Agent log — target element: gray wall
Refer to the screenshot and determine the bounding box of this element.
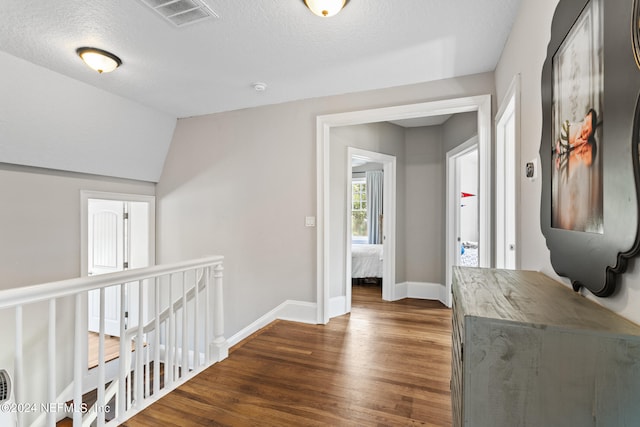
[404,126,444,284]
[156,72,495,337]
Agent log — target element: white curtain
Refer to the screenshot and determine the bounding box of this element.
[366,170,383,244]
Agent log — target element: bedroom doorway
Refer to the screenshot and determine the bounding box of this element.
[317,95,492,323]
[346,148,396,313]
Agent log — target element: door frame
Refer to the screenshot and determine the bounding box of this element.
[80,190,156,373]
[495,74,521,269]
[445,137,479,307]
[316,95,492,323]
[81,191,156,277]
[346,148,396,312]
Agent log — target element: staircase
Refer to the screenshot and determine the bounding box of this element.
[0,256,227,427]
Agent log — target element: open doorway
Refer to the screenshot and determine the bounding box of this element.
[446,137,479,303]
[317,95,492,323]
[346,148,396,312]
[80,191,155,370]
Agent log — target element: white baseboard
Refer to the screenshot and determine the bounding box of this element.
[395,281,447,305]
[227,300,317,347]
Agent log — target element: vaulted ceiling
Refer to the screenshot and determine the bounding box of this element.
[0,0,522,181]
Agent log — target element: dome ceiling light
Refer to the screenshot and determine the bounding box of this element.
[303,0,348,17]
[77,47,122,74]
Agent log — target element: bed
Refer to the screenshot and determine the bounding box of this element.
[351,244,383,285]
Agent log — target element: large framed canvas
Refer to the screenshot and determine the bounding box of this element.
[540,0,640,296]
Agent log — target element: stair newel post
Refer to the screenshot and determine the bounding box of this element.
[212,263,228,361]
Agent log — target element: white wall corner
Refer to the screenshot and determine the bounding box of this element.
[227,300,318,347]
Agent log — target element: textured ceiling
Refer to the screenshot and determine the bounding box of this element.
[0,0,522,119]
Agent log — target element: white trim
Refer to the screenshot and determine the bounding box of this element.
[495,74,521,269]
[227,300,317,347]
[317,95,492,321]
[394,282,447,304]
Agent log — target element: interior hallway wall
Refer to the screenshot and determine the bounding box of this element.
[156,72,495,337]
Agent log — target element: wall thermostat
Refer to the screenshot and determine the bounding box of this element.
[525,159,537,180]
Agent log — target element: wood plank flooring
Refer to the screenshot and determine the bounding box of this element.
[123,285,453,426]
[87,332,121,369]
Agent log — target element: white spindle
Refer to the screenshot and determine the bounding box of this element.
[47,299,56,427]
[73,294,83,426]
[118,283,127,416]
[204,267,210,364]
[97,288,106,426]
[182,271,188,376]
[15,305,23,427]
[194,269,200,370]
[153,277,160,396]
[167,274,175,386]
[136,280,144,405]
[126,284,132,410]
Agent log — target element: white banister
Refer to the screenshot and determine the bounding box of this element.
[1,255,224,427]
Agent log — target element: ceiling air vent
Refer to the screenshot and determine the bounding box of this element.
[139,0,219,27]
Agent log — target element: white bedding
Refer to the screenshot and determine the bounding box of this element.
[351,244,383,278]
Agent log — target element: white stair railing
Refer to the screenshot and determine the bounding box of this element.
[0,255,226,427]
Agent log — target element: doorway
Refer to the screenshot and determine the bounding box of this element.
[346,148,396,313]
[446,138,479,305]
[80,191,155,369]
[317,95,492,323]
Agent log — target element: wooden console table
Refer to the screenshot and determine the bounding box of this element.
[451,267,640,426]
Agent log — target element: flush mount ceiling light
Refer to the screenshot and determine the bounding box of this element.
[76,47,122,74]
[303,0,348,17]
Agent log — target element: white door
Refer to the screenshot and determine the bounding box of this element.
[88,200,125,336]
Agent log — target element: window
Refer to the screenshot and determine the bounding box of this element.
[352,178,367,240]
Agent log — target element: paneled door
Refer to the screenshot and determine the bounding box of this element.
[87,200,125,336]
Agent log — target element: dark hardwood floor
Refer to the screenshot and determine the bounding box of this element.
[122,284,453,426]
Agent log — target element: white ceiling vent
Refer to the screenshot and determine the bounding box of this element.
[139,0,219,27]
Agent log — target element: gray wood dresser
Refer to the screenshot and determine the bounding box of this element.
[451,267,640,427]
